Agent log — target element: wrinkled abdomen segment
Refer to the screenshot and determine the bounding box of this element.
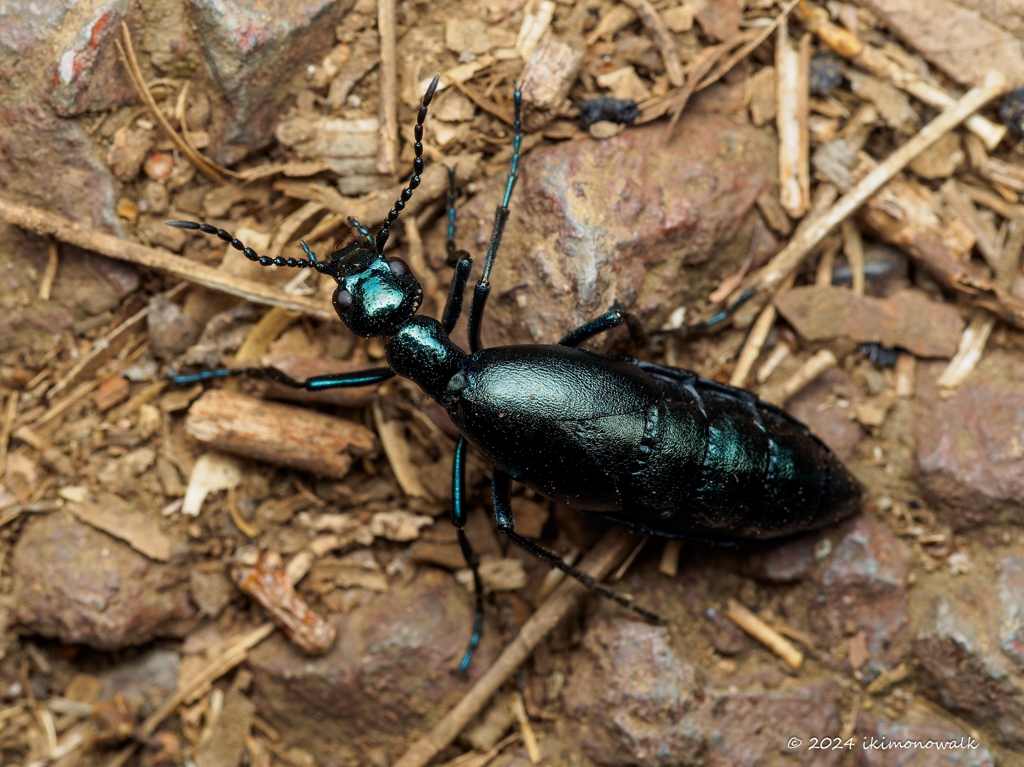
[613,394,860,542]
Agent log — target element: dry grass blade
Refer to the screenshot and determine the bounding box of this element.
[619,0,684,87]
[0,195,331,319]
[115,23,237,184]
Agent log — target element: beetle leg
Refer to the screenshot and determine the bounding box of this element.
[557,308,647,348]
[168,365,395,389]
[451,436,485,671]
[467,89,523,353]
[490,470,661,623]
[440,253,474,335]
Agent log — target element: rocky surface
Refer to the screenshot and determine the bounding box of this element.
[811,514,910,679]
[247,569,499,764]
[914,351,1024,527]
[429,112,778,348]
[9,511,196,650]
[910,551,1024,746]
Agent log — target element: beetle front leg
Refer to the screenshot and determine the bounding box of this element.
[490,470,660,623]
[169,365,395,389]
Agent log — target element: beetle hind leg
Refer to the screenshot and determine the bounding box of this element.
[452,437,485,672]
[491,470,661,623]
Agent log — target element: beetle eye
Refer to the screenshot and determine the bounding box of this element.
[333,285,353,311]
[385,257,411,276]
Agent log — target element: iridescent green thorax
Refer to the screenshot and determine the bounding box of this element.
[385,316,466,400]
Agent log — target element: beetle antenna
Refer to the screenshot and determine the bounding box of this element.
[374,74,440,255]
[166,220,334,276]
[347,216,375,249]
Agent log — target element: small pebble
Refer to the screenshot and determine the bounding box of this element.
[144,152,175,180]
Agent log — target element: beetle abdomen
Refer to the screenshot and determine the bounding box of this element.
[613,361,861,542]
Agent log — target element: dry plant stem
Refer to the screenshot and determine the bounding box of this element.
[48,282,187,401]
[619,0,684,87]
[639,36,745,125]
[731,185,834,378]
[508,692,541,764]
[372,397,430,498]
[729,272,796,387]
[776,17,810,217]
[750,73,1007,298]
[115,24,232,185]
[269,201,326,256]
[815,235,842,286]
[774,349,837,403]
[391,528,640,767]
[376,0,399,175]
[454,81,514,125]
[38,241,58,301]
[0,391,19,477]
[726,598,803,669]
[658,538,682,577]
[697,0,801,92]
[935,312,996,389]
[797,1,1005,150]
[0,196,331,319]
[841,218,865,296]
[106,623,274,767]
[941,179,1002,273]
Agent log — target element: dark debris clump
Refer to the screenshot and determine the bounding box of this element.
[576,97,642,127]
[999,87,1024,134]
[809,53,843,95]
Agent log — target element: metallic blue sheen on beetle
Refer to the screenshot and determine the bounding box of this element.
[167,74,861,670]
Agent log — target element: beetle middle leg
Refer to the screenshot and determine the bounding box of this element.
[557,306,647,348]
[490,469,660,623]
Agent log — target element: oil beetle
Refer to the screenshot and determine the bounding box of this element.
[168,75,862,669]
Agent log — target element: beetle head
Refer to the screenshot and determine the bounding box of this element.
[329,241,423,338]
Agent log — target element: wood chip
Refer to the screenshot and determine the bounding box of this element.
[67,492,174,562]
[232,547,336,654]
[186,390,379,480]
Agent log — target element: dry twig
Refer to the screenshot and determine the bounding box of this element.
[746,73,1007,302]
[726,598,803,670]
[392,529,641,767]
[0,196,331,319]
[115,23,235,184]
[376,0,399,176]
[619,0,684,87]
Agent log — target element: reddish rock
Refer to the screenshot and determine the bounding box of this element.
[999,556,1024,673]
[786,367,866,464]
[742,533,816,583]
[46,0,137,117]
[0,96,121,230]
[563,621,845,767]
[774,287,964,359]
[811,515,909,677]
[430,114,777,347]
[910,562,1024,745]
[188,0,355,164]
[856,704,995,766]
[10,511,196,650]
[913,351,1024,527]
[246,569,498,764]
[147,293,202,361]
[562,619,703,766]
[698,681,844,767]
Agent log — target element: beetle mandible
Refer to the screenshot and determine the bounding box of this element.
[168,75,862,669]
